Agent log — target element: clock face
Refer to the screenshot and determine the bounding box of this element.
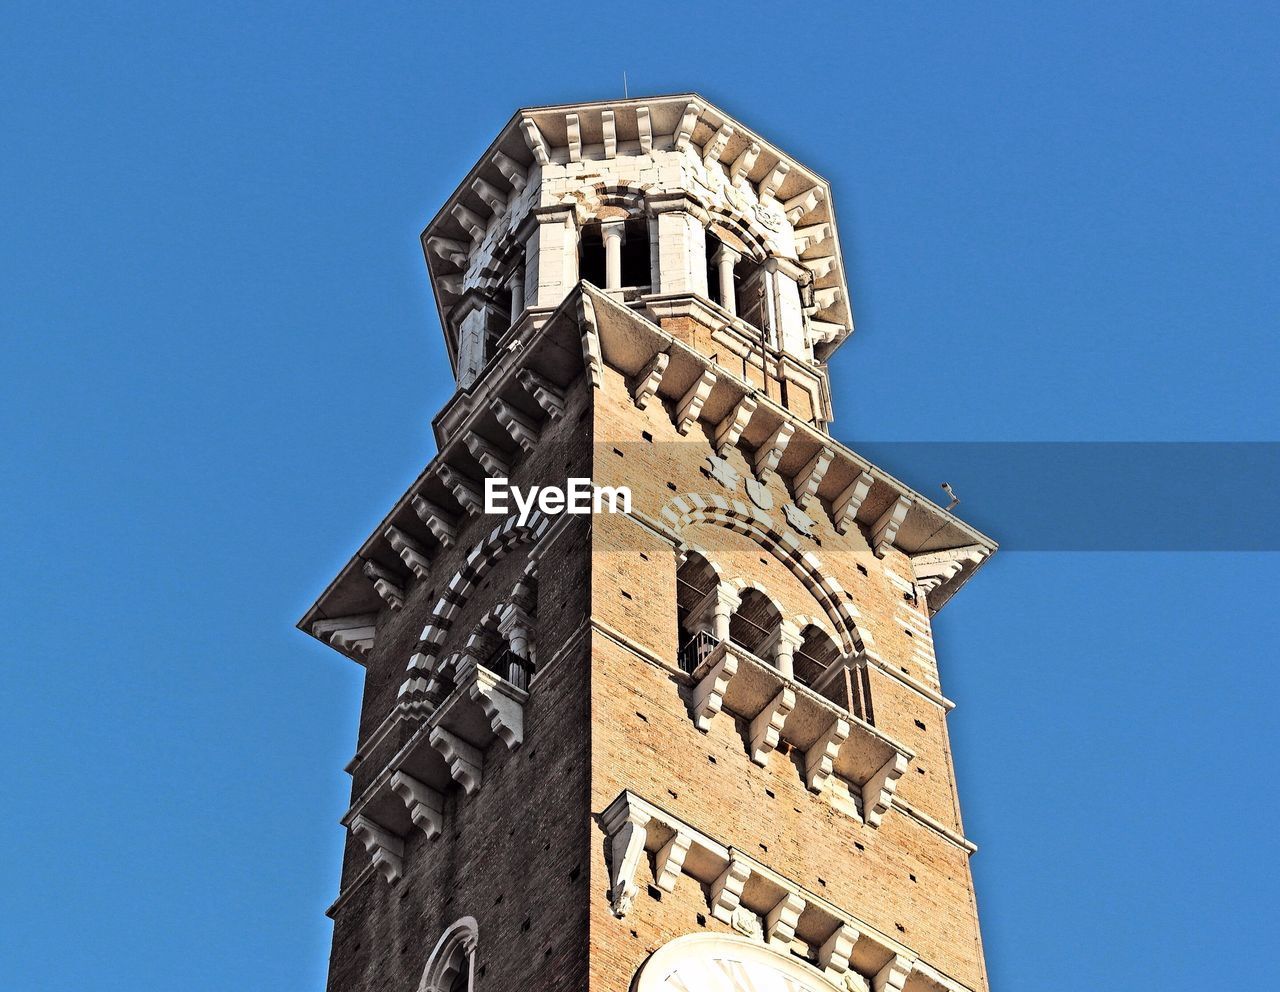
[636,934,839,992]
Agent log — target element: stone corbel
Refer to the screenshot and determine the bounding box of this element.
[690,643,738,732]
[765,892,806,944]
[714,393,757,456]
[520,118,551,165]
[703,124,734,167]
[451,203,487,243]
[491,151,527,194]
[426,236,468,268]
[411,495,458,547]
[517,368,566,419]
[362,560,405,612]
[871,496,913,558]
[730,142,760,185]
[601,109,617,158]
[862,753,908,829]
[389,771,445,840]
[654,829,693,892]
[428,727,483,796]
[818,924,862,978]
[636,105,652,153]
[470,177,507,217]
[579,292,604,389]
[794,224,831,256]
[467,665,527,750]
[804,716,850,793]
[350,814,404,884]
[384,525,431,582]
[748,686,795,766]
[753,421,796,477]
[600,792,652,917]
[674,100,703,151]
[491,397,540,452]
[759,161,791,200]
[565,112,582,162]
[709,857,751,923]
[832,471,874,534]
[312,614,378,663]
[630,350,669,410]
[813,286,842,310]
[873,954,916,992]
[464,432,512,478]
[783,188,823,224]
[792,445,834,509]
[675,368,717,435]
[437,464,484,514]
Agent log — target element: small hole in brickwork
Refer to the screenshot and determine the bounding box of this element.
[765,788,775,798]
[697,913,708,927]
[812,537,822,546]
[479,966,487,978]
[640,552,649,561]
[896,923,906,933]
[621,590,633,600]
[904,591,916,603]
[401,944,408,954]
[759,843,768,852]
[667,482,678,491]
[818,877,827,887]
[668,789,678,800]
[613,447,625,457]
[636,711,648,722]
[495,893,504,904]
[647,885,662,900]
[630,929,639,939]
[857,564,868,575]
[642,431,654,442]
[544,841,551,850]
[904,628,914,637]
[545,947,554,958]
[901,667,909,675]
[793,807,802,814]
[521,918,531,932]
[909,874,917,883]
[707,755,717,764]
[917,767,926,775]
[569,866,581,882]
[855,842,865,851]
[914,719,926,731]
[760,557,769,566]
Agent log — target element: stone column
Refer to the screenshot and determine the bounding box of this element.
[713,243,741,315]
[649,192,708,297]
[602,219,626,290]
[498,606,535,690]
[523,205,578,308]
[453,293,488,388]
[507,264,525,326]
[769,623,804,680]
[763,256,809,357]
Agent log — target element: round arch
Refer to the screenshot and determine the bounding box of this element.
[632,932,842,992]
[418,916,479,992]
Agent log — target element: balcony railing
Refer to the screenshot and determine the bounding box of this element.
[679,630,720,674]
[490,648,535,691]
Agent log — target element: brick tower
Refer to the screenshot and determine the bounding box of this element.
[300,94,997,992]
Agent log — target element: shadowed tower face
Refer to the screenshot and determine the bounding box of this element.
[301,94,997,992]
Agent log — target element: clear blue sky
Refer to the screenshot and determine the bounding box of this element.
[3,3,1277,990]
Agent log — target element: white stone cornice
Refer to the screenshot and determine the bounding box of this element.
[792,445,834,508]
[412,495,458,547]
[517,367,566,419]
[871,495,913,558]
[519,117,550,165]
[362,560,405,612]
[426,236,468,267]
[384,525,431,582]
[674,100,702,150]
[350,814,403,884]
[714,393,757,455]
[579,291,604,389]
[491,397,540,452]
[833,471,874,534]
[311,614,378,663]
[630,350,669,410]
[752,420,796,477]
[389,771,445,840]
[464,432,512,478]
[675,367,716,435]
[428,726,483,795]
[783,187,823,223]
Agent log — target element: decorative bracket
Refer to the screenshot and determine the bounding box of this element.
[832,471,874,535]
[350,814,404,884]
[362,561,405,612]
[600,792,652,917]
[804,716,850,793]
[690,643,738,732]
[752,421,796,477]
[765,892,807,944]
[862,753,908,829]
[389,771,445,840]
[428,727,483,796]
[467,665,527,750]
[517,368,566,419]
[412,495,457,547]
[748,687,795,766]
[491,397,541,453]
[714,393,757,455]
[871,496,913,558]
[675,368,717,435]
[384,525,431,581]
[630,351,669,410]
[709,857,751,923]
[464,432,512,478]
[818,924,862,977]
[792,446,834,508]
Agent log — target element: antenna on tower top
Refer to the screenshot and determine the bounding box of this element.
[623,71,629,98]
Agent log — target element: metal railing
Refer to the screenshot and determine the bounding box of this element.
[489,648,535,691]
[678,630,720,674]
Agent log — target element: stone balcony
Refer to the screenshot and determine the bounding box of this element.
[687,639,913,827]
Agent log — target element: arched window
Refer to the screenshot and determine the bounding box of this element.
[730,588,782,661]
[419,917,478,992]
[579,217,651,291]
[676,551,721,673]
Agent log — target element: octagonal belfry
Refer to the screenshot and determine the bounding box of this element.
[302,94,997,992]
[424,95,853,429]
